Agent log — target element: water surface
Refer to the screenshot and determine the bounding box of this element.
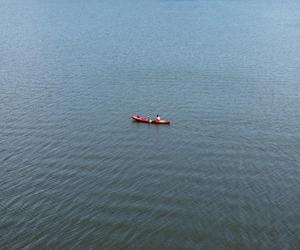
[1,0,300,249]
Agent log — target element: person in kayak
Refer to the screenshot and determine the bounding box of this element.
[147,116,152,123]
[156,115,161,121]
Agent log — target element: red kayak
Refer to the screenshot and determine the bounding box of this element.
[131,115,170,125]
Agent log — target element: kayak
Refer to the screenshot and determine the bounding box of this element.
[131,115,170,125]
[132,115,170,125]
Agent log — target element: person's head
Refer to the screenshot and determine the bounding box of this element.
[157,114,159,117]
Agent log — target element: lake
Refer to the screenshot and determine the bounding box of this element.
[1,0,300,249]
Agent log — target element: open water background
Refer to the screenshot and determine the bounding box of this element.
[1,0,300,249]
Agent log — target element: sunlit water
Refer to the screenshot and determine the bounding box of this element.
[1,0,300,249]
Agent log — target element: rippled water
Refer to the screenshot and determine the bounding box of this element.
[1,0,300,249]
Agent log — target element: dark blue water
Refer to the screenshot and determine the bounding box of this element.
[1,0,300,249]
